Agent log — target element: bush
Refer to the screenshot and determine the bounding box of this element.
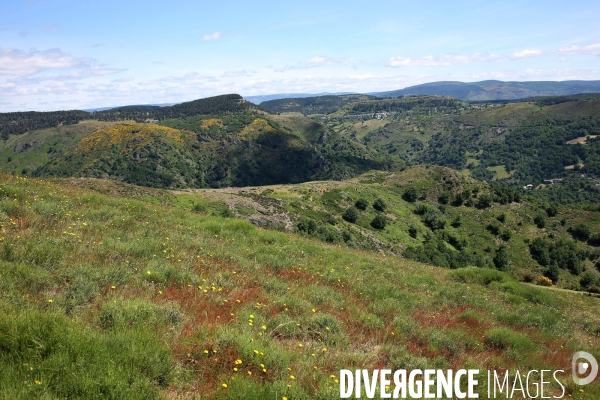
[533,214,546,228]
[402,187,418,203]
[422,212,446,230]
[580,271,600,289]
[371,215,387,230]
[496,213,507,223]
[342,207,359,223]
[476,194,493,209]
[408,225,418,239]
[355,198,368,210]
[570,224,591,241]
[546,203,559,217]
[493,245,509,271]
[538,276,553,286]
[588,234,600,247]
[438,191,451,204]
[544,263,560,283]
[373,198,387,212]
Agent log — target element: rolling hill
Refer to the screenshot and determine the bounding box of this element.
[372,80,600,101]
[1,171,599,398]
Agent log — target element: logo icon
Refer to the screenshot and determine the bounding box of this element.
[572,351,598,385]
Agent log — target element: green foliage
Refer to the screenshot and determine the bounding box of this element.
[370,214,387,230]
[493,245,509,271]
[529,237,586,275]
[570,223,592,241]
[355,198,368,210]
[342,207,359,223]
[402,186,418,202]
[372,198,387,212]
[408,225,418,239]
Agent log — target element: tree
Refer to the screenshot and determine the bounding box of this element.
[342,207,359,223]
[373,198,387,212]
[371,215,387,230]
[544,263,560,283]
[408,225,418,239]
[402,187,418,203]
[493,245,509,270]
[355,198,368,210]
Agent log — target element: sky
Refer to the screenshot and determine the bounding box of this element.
[1,0,599,111]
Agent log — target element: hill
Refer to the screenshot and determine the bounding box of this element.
[372,80,600,101]
[27,114,397,188]
[1,172,600,398]
[173,166,600,293]
[259,94,377,115]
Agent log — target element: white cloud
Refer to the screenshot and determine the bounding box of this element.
[348,74,374,80]
[202,32,222,41]
[558,43,600,56]
[388,53,505,67]
[0,48,92,76]
[511,49,543,59]
[307,56,325,64]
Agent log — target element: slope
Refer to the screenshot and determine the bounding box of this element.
[373,80,600,101]
[1,173,600,398]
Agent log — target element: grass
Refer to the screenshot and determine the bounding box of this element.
[0,173,600,398]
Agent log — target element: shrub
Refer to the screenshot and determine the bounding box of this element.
[408,225,418,239]
[422,212,446,230]
[371,215,387,230]
[438,191,451,204]
[588,234,600,247]
[538,276,553,286]
[493,245,509,271]
[580,271,600,289]
[355,198,368,210]
[533,214,546,228]
[476,194,493,209]
[546,203,559,217]
[342,207,359,223]
[373,198,387,212]
[544,263,560,283]
[402,187,418,202]
[570,224,591,241]
[496,213,507,223]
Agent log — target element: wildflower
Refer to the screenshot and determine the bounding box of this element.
[222,383,227,388]
[111,285,116,289]
[248,371,252,375]
[48,299,53,303]
[298,343,303,347]
[146,271,151,275]
[261,325,266,330]
[289,375,295,380]
[35,380,41,385]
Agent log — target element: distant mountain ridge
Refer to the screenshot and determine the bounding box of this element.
[372,80,600,101]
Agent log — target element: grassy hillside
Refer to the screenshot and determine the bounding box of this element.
[1,173,600,398]
[173,166,600,292]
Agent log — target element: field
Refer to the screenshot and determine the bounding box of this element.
[1,173,600,398]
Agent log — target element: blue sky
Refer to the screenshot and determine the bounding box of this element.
[1,0,599,111]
